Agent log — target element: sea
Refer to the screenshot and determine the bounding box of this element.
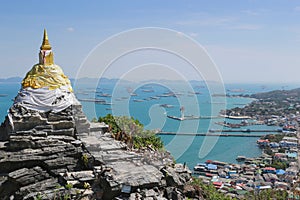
[0,80,299,169]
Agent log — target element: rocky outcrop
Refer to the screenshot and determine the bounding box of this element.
[0,104,194,200]
[0,104,88,199]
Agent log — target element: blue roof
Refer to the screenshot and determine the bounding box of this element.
[286,152,297,158]
[276,169,285,175]
[206,164,217,170]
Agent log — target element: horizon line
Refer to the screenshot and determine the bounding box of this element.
[1,76,300,85]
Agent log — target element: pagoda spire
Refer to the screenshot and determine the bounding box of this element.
[39,29,54,65]
[40,29,52,50]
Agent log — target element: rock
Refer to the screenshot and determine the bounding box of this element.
[183,184,200,199]
[90,122,109,133]
[164,187,184,200]
[0,102,193,200]
[129,192,143,200]
[99,161,164,199]
[142,189,158,197]
[17,178,58,199]
[49,120,75,130]
[162,167,184,188]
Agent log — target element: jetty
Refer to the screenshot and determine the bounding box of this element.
[219,114,252,120]
[209,129,281,133]
[167,115,221,121]
[157,132,269,137]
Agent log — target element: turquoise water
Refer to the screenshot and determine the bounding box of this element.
[0,81,298,169]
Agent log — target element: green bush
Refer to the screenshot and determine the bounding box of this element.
[191,178,233,200]
[245,189,288,200]
[98,114,163,150]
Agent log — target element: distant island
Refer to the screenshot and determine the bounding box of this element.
[0,77,23,83]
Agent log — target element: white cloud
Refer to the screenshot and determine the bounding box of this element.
[66,27,75,32]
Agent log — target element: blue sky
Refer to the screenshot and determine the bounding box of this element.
[1,0,300,83]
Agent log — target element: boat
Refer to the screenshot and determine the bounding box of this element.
[212,93,227,97]
[167,115,201,121]
[188,91,202,95]
[97,93,112,97]
[130,93,137,96]
[103,102,113,105]
[158,92,176,97]
[150,96,160,100]
[0,94,8,97]
[194,165,206,172]
[133,99,144,102]
[167,115,184,121]
[236,156,246,162]
[167,106,201,121]
[160,104,174,108]
[142,89,154,93]
[157,94,172,97]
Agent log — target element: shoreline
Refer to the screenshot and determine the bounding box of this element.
[192,88,300,198]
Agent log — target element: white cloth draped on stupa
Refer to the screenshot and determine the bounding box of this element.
[14,85,79,113]
[12,29,80,113]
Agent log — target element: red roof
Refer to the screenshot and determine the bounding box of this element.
[213,182,223,186]
[205,173,213,177]
[257,139,269,143]
[264,167,276,171]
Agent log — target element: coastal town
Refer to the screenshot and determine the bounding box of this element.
[193,88,300,199]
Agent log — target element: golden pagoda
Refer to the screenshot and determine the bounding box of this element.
[21,29,72,91]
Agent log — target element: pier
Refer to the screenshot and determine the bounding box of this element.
[210,129,281,133]
[157,129,281,137]
[167,115,222,121]
[157,132,270,137]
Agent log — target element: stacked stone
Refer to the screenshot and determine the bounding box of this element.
[0,103,196,200]
[0,104,94,199]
